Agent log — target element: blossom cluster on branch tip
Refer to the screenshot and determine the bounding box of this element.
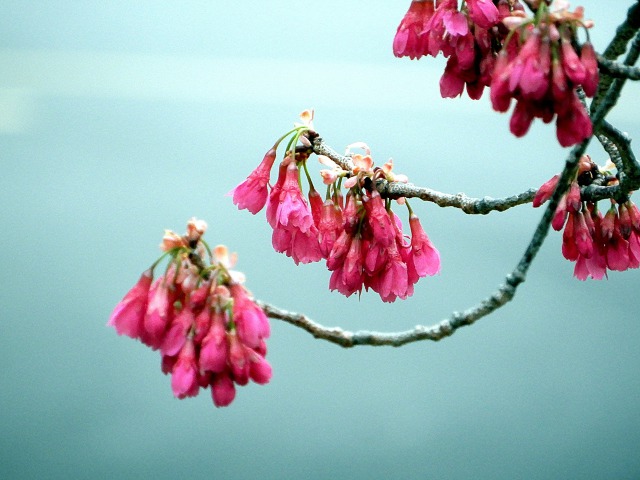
[534,156,640,280]
[393,0,598,146]
[230,111,441,302]
[108,218,271,407]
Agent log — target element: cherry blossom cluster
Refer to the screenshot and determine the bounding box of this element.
[231,111,441,302]
[393,0,599,146]
[108,218,271,407]
[534,156,640,280]
[394,0,516,99]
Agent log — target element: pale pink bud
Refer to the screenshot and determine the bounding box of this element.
[161,230,184,251]
[320,169,339,184]
[185,217,207,242]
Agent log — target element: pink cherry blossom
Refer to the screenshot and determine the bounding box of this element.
[230,284,270,349]
[409,214,441,277]
[466,0,500,29]
[211,371,236,407]
[142,278,174,349]
[108,269,153,339]
[230,148,277,214]
[199,310,228,374]
[393,0,435,60]
[171,338,199,399]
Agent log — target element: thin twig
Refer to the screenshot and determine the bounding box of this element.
[592,2,640,114]
[312,136,536,215]
[597,54,640,80]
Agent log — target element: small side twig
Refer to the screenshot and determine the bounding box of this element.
[597,54,640,80]
[312,136,536,215]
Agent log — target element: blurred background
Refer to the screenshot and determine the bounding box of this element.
[1,1,639,479]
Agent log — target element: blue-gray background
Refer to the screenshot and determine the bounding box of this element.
[1,1,639,479]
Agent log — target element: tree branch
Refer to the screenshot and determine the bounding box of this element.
[256,13,640,349]
[597,54,640,80]
[592,2,640,114]
[312,136,536,214]
[257,141,589,348]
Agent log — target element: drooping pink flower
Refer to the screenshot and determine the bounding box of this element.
[247,349,272,385]
[227,332,250,386]
[555,94,592,147]
[199,310,228,374]
[509,99,535,137]
[108,269,153,339]
[328,233,364,298]
[160,304,195,357]
[230,148,277,214]
[532,174,560,207]
[606,230,630,271]
[466,0,500,29]
[573,210,594,258]
[393,0,435,60]
[211,370,236,407]
[142,278,174,349]
[374,242,410,303]
[580,42,599,97]
[317,200,344,258]
[363,190,395,247]
[408,214,441,277]
[560,37,587,85]
[266,162,288,228]
[274,162,314,233]
[269,162,323,264]
[230,284,270,349]
[171,338,199,399]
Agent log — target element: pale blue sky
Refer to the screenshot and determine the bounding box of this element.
[1,2,639,479]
